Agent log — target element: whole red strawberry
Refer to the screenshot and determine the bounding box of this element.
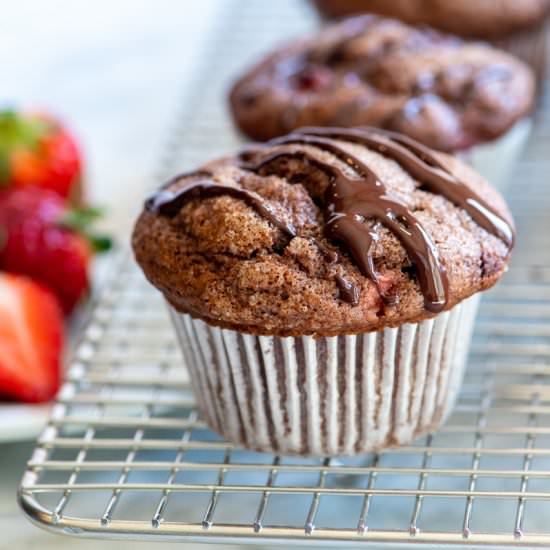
[0,188,110,314]
[0,273,63,402]
[0,110,82,202]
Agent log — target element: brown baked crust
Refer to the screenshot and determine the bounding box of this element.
[132,133,514,337]
[229,15,535,150]
[312,0,550,39]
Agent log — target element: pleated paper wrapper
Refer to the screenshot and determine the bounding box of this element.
[169,293,480,457]
[459,118,532,191]
[494,21,549,88]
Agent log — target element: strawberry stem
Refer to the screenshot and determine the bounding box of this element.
[59,205,112,254]
[88,235,113,253]
[61,206,103,231]
[0,110,51,185]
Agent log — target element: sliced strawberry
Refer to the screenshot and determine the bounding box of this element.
[0,273,63,402]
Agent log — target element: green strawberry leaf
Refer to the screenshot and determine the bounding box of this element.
[88,234,113,253]
[59,204,112,255]
[0,146,10,185]
[61,206,104,232]
[0,110,52,186]
[0,110,49,151]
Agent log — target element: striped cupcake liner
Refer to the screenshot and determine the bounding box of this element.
[169,294,480,457]
[460,22,548,190]
[459,118,532,191]
[494,22,549,89]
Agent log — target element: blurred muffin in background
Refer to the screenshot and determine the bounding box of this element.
[312,0,550,85]
[230,15,535,187]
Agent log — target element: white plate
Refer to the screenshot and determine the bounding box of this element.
[0,403,50,442]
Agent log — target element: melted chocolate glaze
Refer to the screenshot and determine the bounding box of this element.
[145,127,513,313]
[293,127,514,246]
[145,177,296,237]
[245,148,405,307]
[335,274,360,306]
[261,127,512,309]
[261,134,448,311]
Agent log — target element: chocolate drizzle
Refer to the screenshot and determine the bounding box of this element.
[293,127,514,246]
[145,127,513,313]
[334,274,360,306]
[249,143,445,310]
[145,175,296,237]
[255,127,513,310]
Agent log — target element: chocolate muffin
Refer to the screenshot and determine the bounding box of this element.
[133,127,514,456]
[312,0,550,38]
[311,1,550,83]
[229,16,535,152]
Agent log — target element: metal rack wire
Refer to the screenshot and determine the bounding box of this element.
[18,0,550,547]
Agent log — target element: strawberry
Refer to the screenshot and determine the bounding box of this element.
[0,110,82,203]
[0,188,110,314]
[0,273,63,402]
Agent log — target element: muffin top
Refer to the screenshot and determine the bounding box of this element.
[132,127,514,337]
[229,15,535,151]
[312,0,550,39]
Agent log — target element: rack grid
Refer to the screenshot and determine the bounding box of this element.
[18,0,550,547]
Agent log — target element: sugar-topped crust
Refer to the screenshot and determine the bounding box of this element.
[132,129,514,336]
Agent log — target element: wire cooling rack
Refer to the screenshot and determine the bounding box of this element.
[18,0,550,547]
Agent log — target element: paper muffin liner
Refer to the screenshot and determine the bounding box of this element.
[463,22,544,186]
[493,22,549,88]
[458,118,532,192]
[168,294,480,457]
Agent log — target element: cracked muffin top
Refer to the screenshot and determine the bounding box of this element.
[312,0,550,39]
[229,15,535,151]
[132,127,514,337]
